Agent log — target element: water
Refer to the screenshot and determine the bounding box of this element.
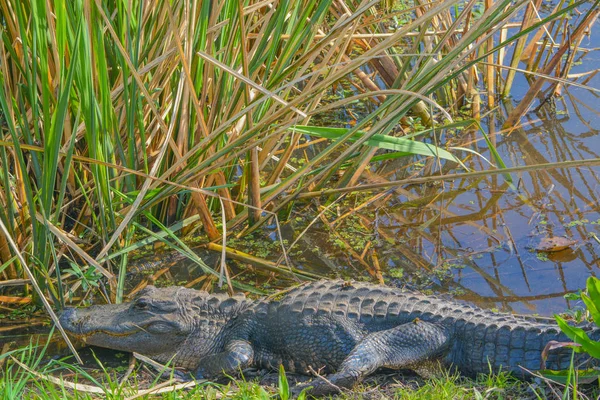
[420,38,600,316]
[291,35,600,317]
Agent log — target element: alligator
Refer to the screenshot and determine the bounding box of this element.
[59,280,595,395]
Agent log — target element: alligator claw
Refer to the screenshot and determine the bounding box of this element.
[160,369,192,382]
[290,383,314,398]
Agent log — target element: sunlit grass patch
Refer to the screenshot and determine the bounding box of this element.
[0,344,588,400]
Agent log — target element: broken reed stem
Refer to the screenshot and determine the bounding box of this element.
[292,157,600,200]
[249,147,262,224]
[502,0,543,97]
[485,0,495,108]
[503,4,600,128]
[553,22,589,96]
[204,243,322,280]
[244,25,524,40]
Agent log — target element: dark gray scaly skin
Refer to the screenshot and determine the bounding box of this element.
[59,280,596,396]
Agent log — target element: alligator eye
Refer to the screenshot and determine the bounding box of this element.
[134,299,151,310]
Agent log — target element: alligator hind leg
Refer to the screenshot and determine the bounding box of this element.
[299,320,450,396]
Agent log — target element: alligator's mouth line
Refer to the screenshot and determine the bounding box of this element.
[69,323,149,340]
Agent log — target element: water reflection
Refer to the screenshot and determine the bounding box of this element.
[277,36,600,317]
[355,49,600,316]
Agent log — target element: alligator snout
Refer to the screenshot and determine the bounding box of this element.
[59,307,79,326]
[58,303,138,340]
[59,307,83,335]
[60,307,77,321]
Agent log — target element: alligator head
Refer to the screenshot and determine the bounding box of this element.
[59,285,246,368]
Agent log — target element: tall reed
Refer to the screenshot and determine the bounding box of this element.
[0,0,592,302]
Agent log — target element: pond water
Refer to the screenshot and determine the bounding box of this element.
[398,37,600,316]
[290,34,600,317]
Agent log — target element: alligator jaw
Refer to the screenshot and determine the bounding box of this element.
[59,305,141,342]
[58,300,190,358]
[75,327,144,342]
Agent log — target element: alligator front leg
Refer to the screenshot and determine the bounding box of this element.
[194,339,254,379]
[299,320,450,396]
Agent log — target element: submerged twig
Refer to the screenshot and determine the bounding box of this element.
[277,195,347,267]
[0,218,82,364]
[204,243,322,280]
[293,157,600,200]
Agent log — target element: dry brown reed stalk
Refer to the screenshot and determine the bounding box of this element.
[503,0,545,97]
[204,242,320,280]
[0,0,594,306]
[293,157,600,200]
[485,0,495,108]
[503,4,600,129]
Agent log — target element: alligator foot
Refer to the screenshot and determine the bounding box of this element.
[290,383,314,398]
[193,339,254,380]
[152,366,194,383]
[157,368,192,382]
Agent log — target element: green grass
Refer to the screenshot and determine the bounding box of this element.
[380,373,524,400]
[0,342,590,400]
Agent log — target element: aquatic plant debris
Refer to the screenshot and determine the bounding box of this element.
[536,237,578,252]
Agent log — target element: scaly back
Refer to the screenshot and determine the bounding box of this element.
[270,280,560,332]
